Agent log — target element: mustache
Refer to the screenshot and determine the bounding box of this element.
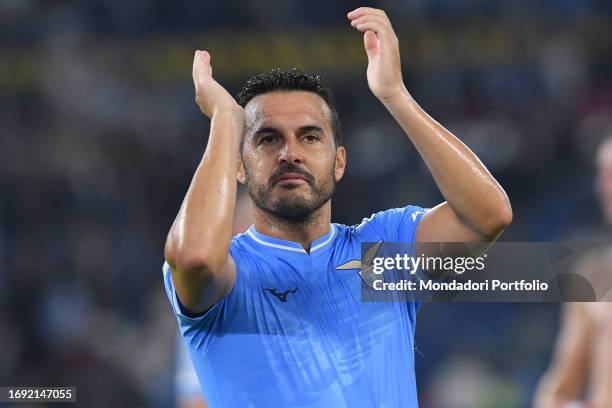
[269,164,315,186]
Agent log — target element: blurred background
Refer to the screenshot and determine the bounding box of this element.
[2,0,612,407]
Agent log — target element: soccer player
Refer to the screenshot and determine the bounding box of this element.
[163,7,512,407]
[534,137,612,408]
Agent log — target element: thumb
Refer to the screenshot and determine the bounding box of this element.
[363,31,378,61]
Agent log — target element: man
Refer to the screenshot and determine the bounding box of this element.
[534,137,612,408]
[163,7,512,407]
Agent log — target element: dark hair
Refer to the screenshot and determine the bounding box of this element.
[237,68,342,146]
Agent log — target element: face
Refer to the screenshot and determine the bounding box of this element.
[238,91,346,223]
[597,139,612,224]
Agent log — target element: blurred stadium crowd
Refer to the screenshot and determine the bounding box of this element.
[1,0,612,406]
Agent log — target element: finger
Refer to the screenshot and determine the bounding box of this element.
[197,49,211,64]
[350,14,387,30]
[198,50,212,76]
[347,7,386,20]
[194,50,213,77]
[363,30,378,60]
[350,17,397,45]
[348,10,397,42]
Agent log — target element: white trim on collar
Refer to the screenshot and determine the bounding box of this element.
[310,225,336,252]
[246,224,336,254]
[246,229,306,253]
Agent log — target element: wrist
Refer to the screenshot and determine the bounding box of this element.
[212,104,245,121]
[210,106,245,136]
[378,84,412,107]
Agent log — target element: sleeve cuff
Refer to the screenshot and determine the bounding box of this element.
[162,261,221,323]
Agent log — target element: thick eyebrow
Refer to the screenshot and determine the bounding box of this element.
[252,125,326,139]
[253,127,280,136]
[297,125,325,135]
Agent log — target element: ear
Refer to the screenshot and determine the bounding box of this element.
[237,158,246,184]
[334,146,346,182]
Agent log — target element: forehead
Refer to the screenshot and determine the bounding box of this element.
[245,91,332,131]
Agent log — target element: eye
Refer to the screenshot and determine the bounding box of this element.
[303,134,318,142]
[260,135,278,145]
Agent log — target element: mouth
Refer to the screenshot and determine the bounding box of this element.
[274,173,308,186]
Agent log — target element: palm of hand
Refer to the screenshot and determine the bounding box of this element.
[364,30,403,102]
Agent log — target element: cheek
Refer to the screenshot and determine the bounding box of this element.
[244,153,272,182]
[315,153,339,179]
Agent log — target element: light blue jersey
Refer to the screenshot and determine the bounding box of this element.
[163,205,427,407]
[175,335,204,403]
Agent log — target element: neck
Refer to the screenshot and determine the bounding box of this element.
[252,201,332,253]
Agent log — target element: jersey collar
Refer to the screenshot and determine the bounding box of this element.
[246,224,337,254]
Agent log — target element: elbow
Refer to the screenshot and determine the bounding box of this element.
[480,196,513,239]
[167,252,211,275]
[164,239,224,277]
[496,200,513,230]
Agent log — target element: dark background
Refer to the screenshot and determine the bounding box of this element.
[2,0,612,406]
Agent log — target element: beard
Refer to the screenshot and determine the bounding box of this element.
[245,162,336,224]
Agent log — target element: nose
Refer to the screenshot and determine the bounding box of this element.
[278,137,303,165]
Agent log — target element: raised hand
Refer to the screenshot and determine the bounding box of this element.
[347,7,406,103]
[192,50,243,118]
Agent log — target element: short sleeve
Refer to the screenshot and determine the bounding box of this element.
[367,205,428,244]
[162,261,226,327]
[161,242,254,351]
[365,205,430,312]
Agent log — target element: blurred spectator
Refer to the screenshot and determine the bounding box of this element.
[534,136,612,407]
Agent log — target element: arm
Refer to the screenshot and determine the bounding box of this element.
[164,50,243,314]
[534,303,592,408]
[348,8,512,243]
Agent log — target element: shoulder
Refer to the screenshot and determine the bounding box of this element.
[229,231,260,262]
[221,230,270,285]
[230,230,251,248]
[343,205,428,243]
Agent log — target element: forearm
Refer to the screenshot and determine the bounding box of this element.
[165,109,244,270]
[535,303,591,407]
[383,88,512,237]
[535,368,585,407]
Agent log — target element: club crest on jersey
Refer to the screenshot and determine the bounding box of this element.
[333,240,384,288]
